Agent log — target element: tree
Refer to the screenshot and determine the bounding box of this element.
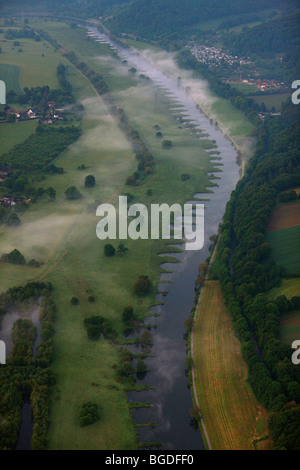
[47,187,56,200]
[133,276,152,296]
[162,140,173,149]
[70,297,79,305]
[141,330,153,346]
[84,175,95,188]
[104,244,115,257]
[65,186,82,200]
[136,359,147,374]
[122,306,134,325]
[2,249,25,265]
[190,405,201,419]
[184,318,194,331]
[78,402,100,427]
[117,243,128,256]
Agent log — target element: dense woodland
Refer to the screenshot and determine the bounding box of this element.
[105,0,298,40]
[223,13,300,83]
[211,101,300,450]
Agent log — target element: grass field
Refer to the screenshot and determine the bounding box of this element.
[227,82,260,95]
[193,281,270,450]
[270,278,300,300]
[0,119,36,153]
[266,226,300,275]
[30,19,136,92]
[121,38,162,53]
[0,19,221,449]
[266,201,300,344]
[279,311,300,345]
[267,201,300,232]
[249,93,290,112]
[0,63,23,93]
[0,29,67,88]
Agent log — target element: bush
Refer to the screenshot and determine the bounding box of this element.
[84,175,95,188]
[70,297,79,305]
[133,275,152,296]
[162,140,173,149]
[2,248,25,265]
[78,402,100,427]
[104,244,115,257]
[122,306,134,325]
[65,186,82,200]
[136,359,147,374]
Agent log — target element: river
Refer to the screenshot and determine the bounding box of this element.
[85,26,241,450]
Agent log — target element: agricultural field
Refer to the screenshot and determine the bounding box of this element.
[0,26,67,88]
[227,81,260,95]
[279,311,300,345]
[266,226,300,275]
[267,201,300,347]
[193,281,270,450]
[266,201,300,275]
[0,119,36,153]
[249,93,290,112]
[269,278,300,346]
[267,201,300,232]
[0,63,22,94]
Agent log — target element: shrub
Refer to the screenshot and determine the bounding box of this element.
[78,402,100,427]
[122,306,134,325]
[65,186,82,200]
[133,275,152,296]
[136,359,147,374]
[2,248,25,265]
[70,297,79,305]
[162,140,173,149]
[84,175,95,188]
[104,244,115,257]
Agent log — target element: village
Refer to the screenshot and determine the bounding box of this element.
[1,100,66,124]
[186,41,290,93]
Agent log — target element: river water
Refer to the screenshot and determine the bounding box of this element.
[85,26,241,450]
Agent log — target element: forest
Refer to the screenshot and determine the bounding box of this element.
[105,0,298,39]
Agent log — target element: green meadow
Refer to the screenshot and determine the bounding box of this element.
[0,18,221,449]
[0,28,67,88]
[266,226,300,275]
[279,310,300,345]
[249,93,290,112]
[0,119,36,153]
[0,63,23,93]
